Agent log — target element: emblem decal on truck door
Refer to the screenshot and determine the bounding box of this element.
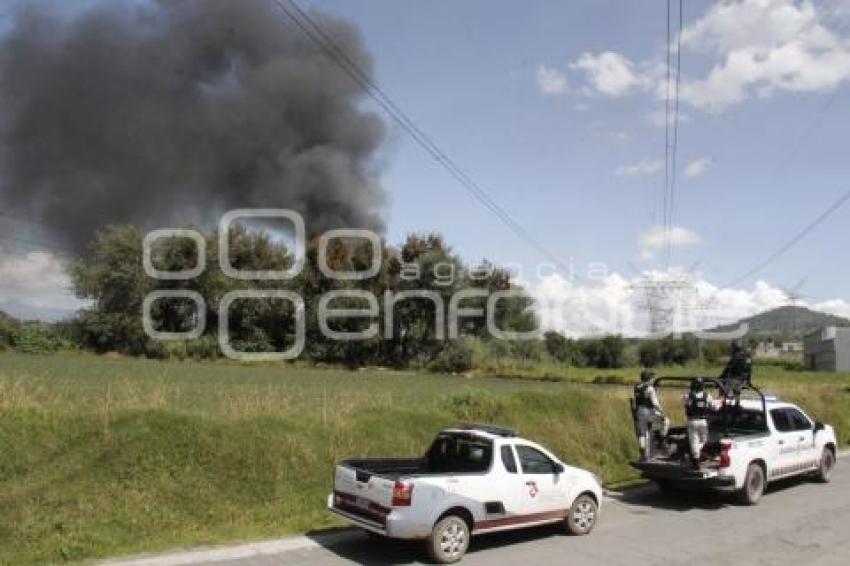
[527,481,539,498]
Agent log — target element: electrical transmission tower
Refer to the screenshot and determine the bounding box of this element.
[780,278,810,338]
[632,273,698,335]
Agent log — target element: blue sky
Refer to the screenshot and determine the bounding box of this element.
[1,0,849,332]
[308,0,850,300]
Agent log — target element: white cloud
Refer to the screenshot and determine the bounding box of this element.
[679,0,850,111]
[0,248,82,311]
[813,298,850,319]
[683,157,713,178]
[615,159,663,177]
[526,269,847,337]
[537,64,569,95]
[564,1,850,112]
[639,225,702,258]
[570,51,649,97]
[528,271,639,337]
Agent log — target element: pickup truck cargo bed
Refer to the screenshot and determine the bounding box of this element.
[341,458,426,480]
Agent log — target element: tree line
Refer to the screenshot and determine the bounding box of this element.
[62,225,535,369]
[0,225,748,371]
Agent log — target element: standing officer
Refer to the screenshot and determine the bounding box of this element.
[634,369,669,461]
[721,339,753,387]
[683,378,719,468]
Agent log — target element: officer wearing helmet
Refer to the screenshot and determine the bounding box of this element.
[683,377,719,468]
[634,368,669,460]
[721,339,753,387]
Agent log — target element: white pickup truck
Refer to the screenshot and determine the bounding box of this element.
[327,424,603,563]
[632,393,837,505]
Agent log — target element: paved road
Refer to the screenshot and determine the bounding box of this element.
[113,458,850,566]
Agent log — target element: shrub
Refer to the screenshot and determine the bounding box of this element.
[544,331,583,365]
[579,335,626,369]
[754,357,805,371]
[185,336,220,360]
[11,324,66,354]
[427,340,474,374]
[164,341,188,361]
[638,340,662,367]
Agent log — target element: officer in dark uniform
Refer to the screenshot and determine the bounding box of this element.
[720,339,753,387]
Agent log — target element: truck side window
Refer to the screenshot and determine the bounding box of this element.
[516,445,556,474]
[425,434,493,473]
[786,408,812,431]
[501,446,518,474]
[770,408,792,432]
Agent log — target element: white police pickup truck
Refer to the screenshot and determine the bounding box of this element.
[632,395,837,505]
[328,424,603,563]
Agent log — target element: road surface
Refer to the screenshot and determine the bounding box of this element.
[111,456,850,566]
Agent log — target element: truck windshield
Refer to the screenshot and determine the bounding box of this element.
[425,434,493,473]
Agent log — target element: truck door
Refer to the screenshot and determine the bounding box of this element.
[786,408,818,471]
[769,408,802,478]
[487,444,534,522]
[514,444,571,516]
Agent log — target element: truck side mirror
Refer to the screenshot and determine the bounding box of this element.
[814,422,825,433]
[553,463,565,474]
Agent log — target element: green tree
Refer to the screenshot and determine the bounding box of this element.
[638,339,663,368]
[544,331,583,365]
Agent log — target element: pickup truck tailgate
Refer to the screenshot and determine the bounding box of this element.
[331,464,397,524]
[631,460,723,482]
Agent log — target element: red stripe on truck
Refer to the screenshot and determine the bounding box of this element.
[474,509,569,531]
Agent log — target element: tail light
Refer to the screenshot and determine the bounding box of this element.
[719,440,732,469]
[392,481,414,507]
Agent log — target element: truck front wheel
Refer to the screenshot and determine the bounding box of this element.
[814,448,835,483]
[565,494,598,535]
[738,463,765,505]
[426,515,470,564]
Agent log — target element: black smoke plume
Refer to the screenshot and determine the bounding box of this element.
[0,0,386,253]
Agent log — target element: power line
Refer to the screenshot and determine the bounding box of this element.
[663,0,671,262]
[269,0,575,275]
[688,82,844,284]
[723,188,850,289]
[666,0,683,265]
[663,0,684,267]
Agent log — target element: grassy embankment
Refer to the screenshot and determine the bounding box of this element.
[1,351,848,564]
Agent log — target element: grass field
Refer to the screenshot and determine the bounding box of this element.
[1,352,848,564]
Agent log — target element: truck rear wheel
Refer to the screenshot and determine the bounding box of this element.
[426,515,470,564]
[738,462,765,505]
[815,448,835,483]
[565,494,598,535]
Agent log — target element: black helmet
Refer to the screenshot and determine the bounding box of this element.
[691,377,704,391]
[640,368,655,383]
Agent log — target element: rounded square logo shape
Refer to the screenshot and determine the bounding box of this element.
[317,229,382,280]
[218,290,305,361]
[143,229,206,280]
[142,290,206,340]
[219,209,305,280]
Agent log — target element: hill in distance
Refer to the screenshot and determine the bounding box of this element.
[711,305,850,340]
[0,299,74,323]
